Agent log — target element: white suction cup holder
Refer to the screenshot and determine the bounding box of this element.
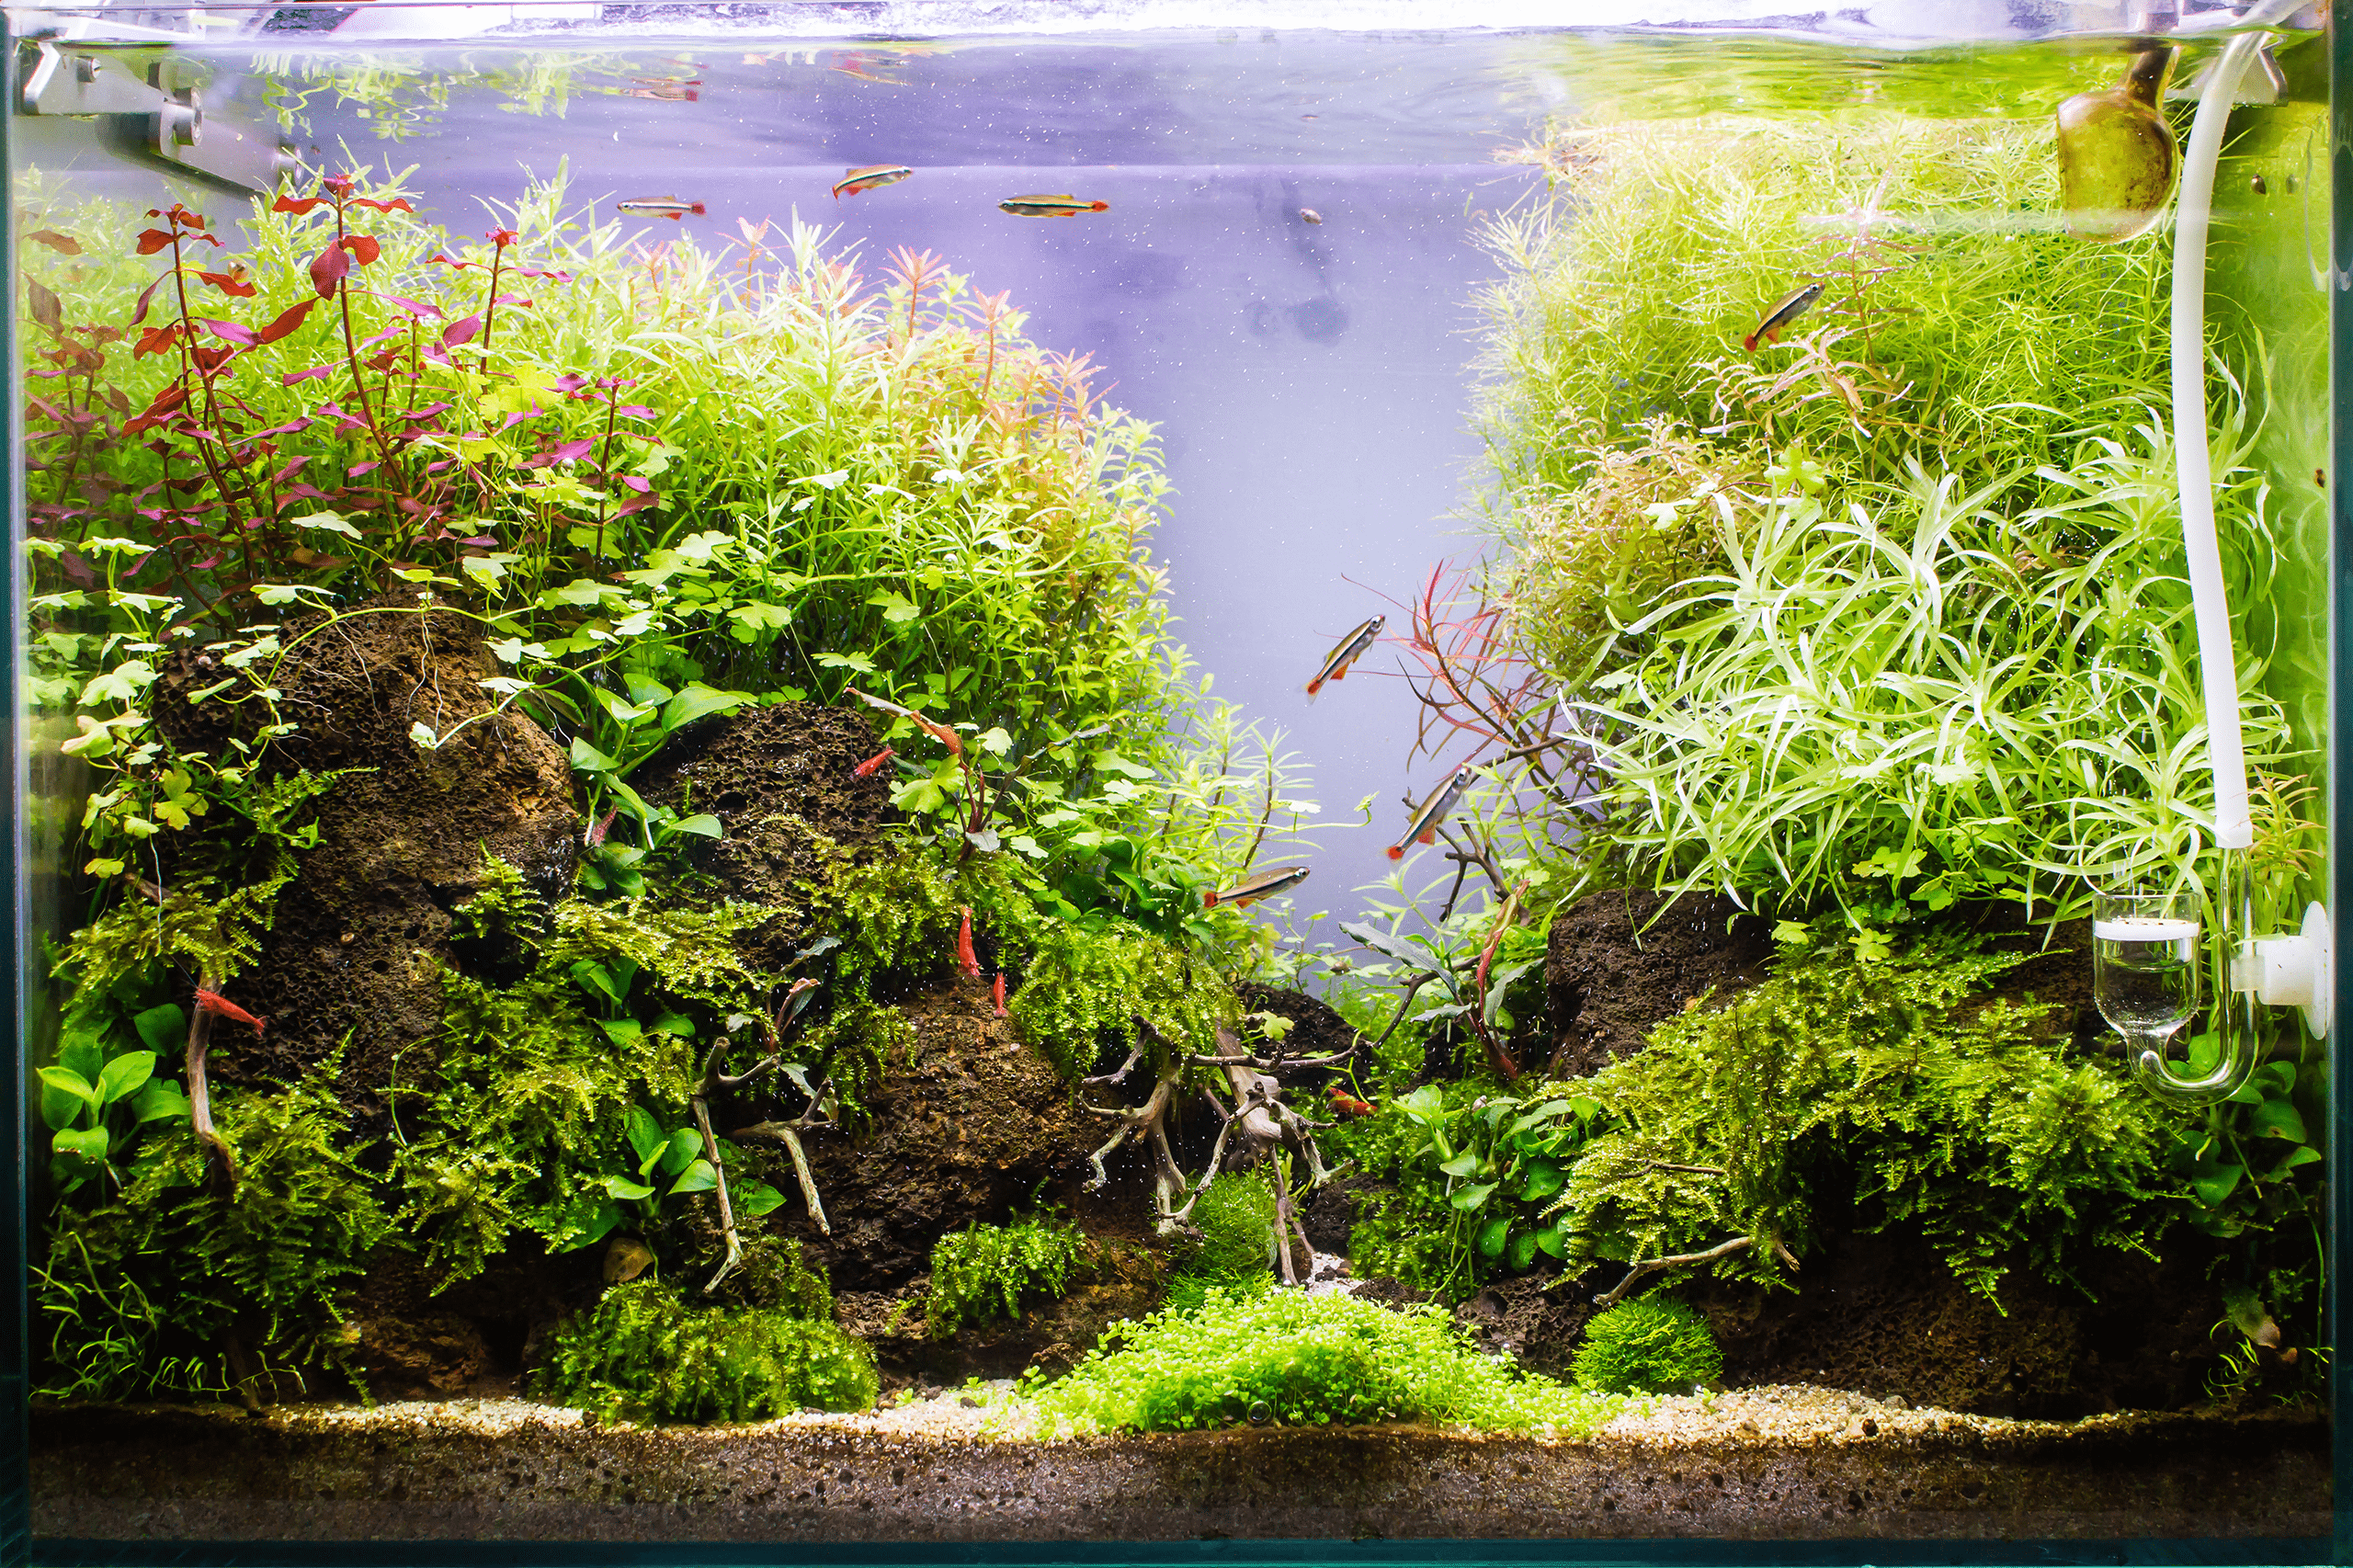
[2230,901,2333,1040]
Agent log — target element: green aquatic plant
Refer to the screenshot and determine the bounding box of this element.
[926,1211,1087,1335]
[1024,1290,1620,1437]
[398,871,766,1280]
[36,1060,391,1403]
[1572,1295,1723,1395]
[1477,114,2172,497]
[531,1278,877,1424]
[1165,1170,1278,1311]
[37,1003,190,1198]
[1550,937,2188,1301]
[1569,419,2294,926]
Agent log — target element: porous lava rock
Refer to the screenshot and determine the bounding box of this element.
[776,976,1092,1291]
[1450,1267,1606,1379]
[157,602,578,1119]
[1690,1230,2229,1418]
[1544,889,1773,1077]
[633,700,895,969]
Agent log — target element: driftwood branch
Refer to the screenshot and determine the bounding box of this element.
[1594,1236,1755,1310]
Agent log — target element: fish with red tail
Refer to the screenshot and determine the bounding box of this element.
[852,746,895,778]
[1306,614,1383,701]
[617,198,706,221]
[1204,865,1310,910]
[998,194,1109,217]
[194,988,267,1036]
[1742,281,1824,352]
[834,165,914,200]
[1386,766,1475,860]
[956,907,981,978]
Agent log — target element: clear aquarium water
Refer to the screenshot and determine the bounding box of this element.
[6,0,2339,1551]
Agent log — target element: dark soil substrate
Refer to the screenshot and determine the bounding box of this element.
[28,1399,2328,1542]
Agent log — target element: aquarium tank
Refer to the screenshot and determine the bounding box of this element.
[3,0,2342,1554]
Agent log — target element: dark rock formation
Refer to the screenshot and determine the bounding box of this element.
[1544,888,1773,1077]
[779,977,1092,1292]
[634,700,895,970]
[159,601,578,1120]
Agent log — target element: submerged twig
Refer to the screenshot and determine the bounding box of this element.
[1594,1235,1756,1309]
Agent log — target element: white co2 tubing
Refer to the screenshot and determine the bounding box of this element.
[2171,0,2306,851]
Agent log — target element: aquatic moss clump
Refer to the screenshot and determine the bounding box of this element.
[927,1212,1087,1335]
[1553,938,2188,1299]
[1573,1295,1722,1395]
[1167,1170,1277,1311]
[1027,1290,1618,1437]
[532,1278,877,1424]
[36,1064,391,1403]
[1011,920,1237,1079]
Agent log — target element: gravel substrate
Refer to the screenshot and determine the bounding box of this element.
[31,1386,2330,1544]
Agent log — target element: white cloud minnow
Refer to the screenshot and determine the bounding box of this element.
[1306,614,1383,701]
[1204,865,1310,909]
[1387,766,1475,860]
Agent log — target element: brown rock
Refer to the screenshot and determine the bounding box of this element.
[346,1312,492,1397]
[1544,889,1773,1077]
[159,601,578,1120]
[779,980,1091,1290]
[633,700,895,970]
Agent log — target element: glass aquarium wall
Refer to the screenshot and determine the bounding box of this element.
[7,0,2337,1551]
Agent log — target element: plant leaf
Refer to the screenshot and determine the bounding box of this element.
[667,1157,718,1196]
[96,1051,155,1105]
[131,1004,187,1056]
[623,1106,664,1165]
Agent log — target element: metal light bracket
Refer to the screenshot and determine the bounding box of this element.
[16,29,290,196]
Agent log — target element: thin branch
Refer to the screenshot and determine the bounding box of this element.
[1594,1236,1754,1310]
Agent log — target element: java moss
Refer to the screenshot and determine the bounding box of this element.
[1167,1170,1277,1311]
[1025,1290,1619,1437]
[1552,937,2188,1300]
[35,1062,391,1403]
[1573,1295,1722,1395]
[926,1212,1087,1336]
[531,1278,877,1424]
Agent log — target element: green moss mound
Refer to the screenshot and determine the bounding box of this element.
[1167,1170,1276,1311]
[1573,1295,1722,1394]
[928,1212,1087,1335]
[532,1278,877,1424]
[1556,938,2188,1299]
[1028,1290,1619,1436]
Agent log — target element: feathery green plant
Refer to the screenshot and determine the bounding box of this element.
[927,1211,1087,1335]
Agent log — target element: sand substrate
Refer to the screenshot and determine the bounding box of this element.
[31,1386,2327,1544]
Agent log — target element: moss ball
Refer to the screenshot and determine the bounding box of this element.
[1572,1294,1722,1395]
